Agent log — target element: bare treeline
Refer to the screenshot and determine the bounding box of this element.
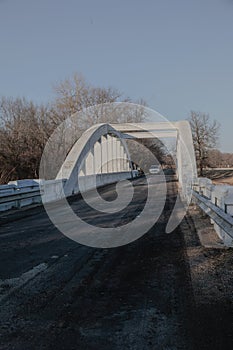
[188,111,233,173]
[207,149,233,169]
[188,111,221,176]
[0,73,150,184]
[2,75,225,184]
[0,97,53,183]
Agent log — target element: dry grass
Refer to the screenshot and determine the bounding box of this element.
[212,176,233,186]
[203,170,233,186]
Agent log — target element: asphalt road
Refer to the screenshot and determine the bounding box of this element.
[0,176,229,349]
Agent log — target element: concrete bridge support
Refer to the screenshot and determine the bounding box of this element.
[175,121,197,197]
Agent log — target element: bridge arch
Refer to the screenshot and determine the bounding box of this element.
[56,123,133,197]
[56,119,197,200]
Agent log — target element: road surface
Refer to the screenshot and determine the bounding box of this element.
[0,176,232,349]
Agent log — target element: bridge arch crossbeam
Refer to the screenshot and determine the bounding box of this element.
[111,121,197,196]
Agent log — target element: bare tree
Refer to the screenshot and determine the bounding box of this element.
[51,73,122,125]
[0,97,53,183]
[0,73,149,183]
[207,149,233,169]
[188,111,220,176]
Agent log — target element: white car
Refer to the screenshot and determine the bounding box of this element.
[149,164,162,174]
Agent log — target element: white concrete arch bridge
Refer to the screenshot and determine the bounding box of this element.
[56,121,197,199]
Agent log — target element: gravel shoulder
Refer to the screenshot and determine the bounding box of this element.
[181,205,233,349]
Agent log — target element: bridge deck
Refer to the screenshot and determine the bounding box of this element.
[0,177,232,349]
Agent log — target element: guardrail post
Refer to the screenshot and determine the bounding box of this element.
[15,188,21,209]
[198,178,213,198]
[192,178,199,193]
[211,185,233,246]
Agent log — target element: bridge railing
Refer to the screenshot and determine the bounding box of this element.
[0,171,135,213]
[0,180,42,211]
[192,177,233,246]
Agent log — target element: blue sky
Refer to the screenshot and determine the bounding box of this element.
[0,0,232,151]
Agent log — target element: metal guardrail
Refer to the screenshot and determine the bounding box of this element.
[192,190,233,238]
[0,189,41,208]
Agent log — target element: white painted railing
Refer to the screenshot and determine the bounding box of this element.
[0,172,134,213]
[192,177,233,246]
[0,180,42,211]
